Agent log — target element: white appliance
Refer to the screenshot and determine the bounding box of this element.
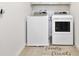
[52,15,73,45]
[27,16,49,46]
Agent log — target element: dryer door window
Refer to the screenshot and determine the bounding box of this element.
[55,22,70,32]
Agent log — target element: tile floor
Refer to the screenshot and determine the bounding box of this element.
[19,46,79,56]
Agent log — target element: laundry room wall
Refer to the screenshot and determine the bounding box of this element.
[0,2,31,56]
[70,2,79,50]
[31,3,70,15]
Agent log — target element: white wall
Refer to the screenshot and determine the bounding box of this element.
[70,3,79,49]
[32,4,70,13]
[0,2,31,56]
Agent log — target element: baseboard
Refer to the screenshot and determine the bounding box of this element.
[26,43,49,46]
[16,44,26,56]
[75,45,79,51]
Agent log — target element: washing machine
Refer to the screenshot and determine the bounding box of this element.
[27,16,49,46]
[52,15,73,45]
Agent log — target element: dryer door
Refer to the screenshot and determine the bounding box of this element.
[55,22,70,32]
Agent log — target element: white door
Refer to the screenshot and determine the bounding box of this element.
[27,16,49,46]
